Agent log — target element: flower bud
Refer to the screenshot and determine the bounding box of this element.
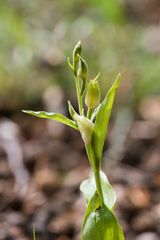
[77,56,88,82]
[73,41,81,73]
[85,75,100,109]
[74,114,94,144]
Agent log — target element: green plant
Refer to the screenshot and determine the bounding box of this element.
[32,225,36,240]
[23,42,124,240]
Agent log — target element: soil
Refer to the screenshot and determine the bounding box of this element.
[0,97,160,240]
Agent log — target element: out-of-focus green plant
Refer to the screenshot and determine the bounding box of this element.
[90,0,125,24]
[23,42,124,240]
[32,226,36,240]
[0,0,160,110]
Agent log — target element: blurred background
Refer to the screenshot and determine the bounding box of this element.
[0,0,160,239]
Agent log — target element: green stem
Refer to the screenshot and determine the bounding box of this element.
[85,144,95,170]
[94,168,104,201]
[85,144,104,201]
[87,108,92,119]
[32,225,36,240]
[75,76,83,115]
[79,94,83,115]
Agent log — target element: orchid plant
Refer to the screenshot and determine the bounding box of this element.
[23,41,124,240]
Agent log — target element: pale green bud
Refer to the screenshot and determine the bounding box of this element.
[77,56,88,82]
[74,114,94,144]
[85,74,100,109]
[73,41,81,73]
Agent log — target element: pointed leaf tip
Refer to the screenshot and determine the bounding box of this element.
[22,110,78,130]
[92,73,122,162]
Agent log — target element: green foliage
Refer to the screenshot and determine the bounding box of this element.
[92,73,121,164]
[23,42,124,239]
[90,0,125,24]
[80,171,116,210]
[1,0,160,109]
[22,110,78,130]
[82,193,124,240]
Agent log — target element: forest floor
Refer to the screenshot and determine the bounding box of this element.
[0,97,160,240]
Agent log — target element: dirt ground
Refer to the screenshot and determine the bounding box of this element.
[0,94,159,240]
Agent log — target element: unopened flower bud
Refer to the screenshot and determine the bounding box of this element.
[77,56,88,82]
[74,114,94,144]
[85,75,100,109]
[73,41,81,73]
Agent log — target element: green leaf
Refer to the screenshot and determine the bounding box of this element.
[92,73,121,163]
[82,193,124,240]
[80,171,116,210]
[68,100,77,120]
[22,110,78,130]
[67,57,74,72]
[91,103,102,122]
[80,175,95,204]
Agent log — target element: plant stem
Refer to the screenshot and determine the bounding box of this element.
[32,225,36,240]
[87,108,92,119]
[85,144,104,201]
[94,168,104,201]
[75,76,83,115]
[85,144,95,170]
